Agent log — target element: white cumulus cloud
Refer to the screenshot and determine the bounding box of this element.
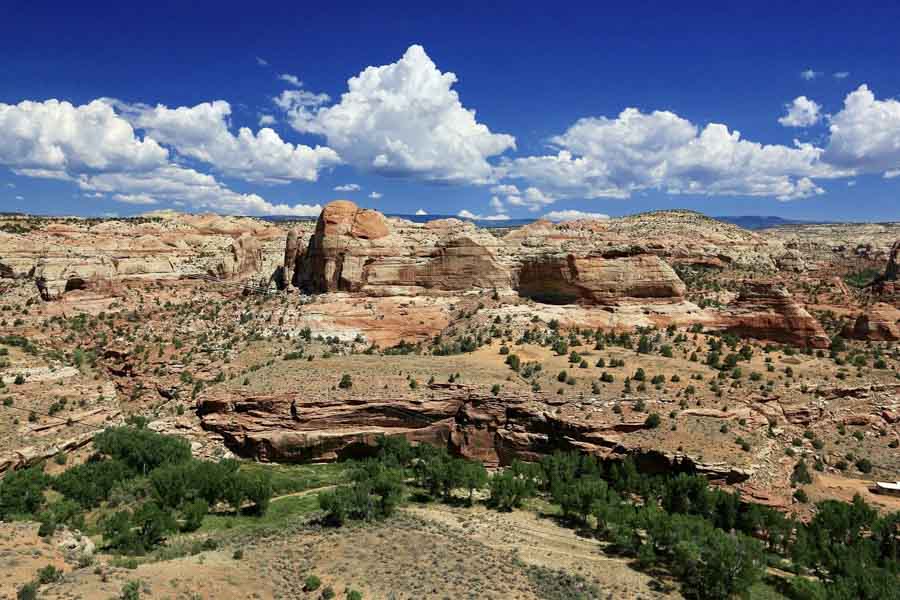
[501,107,839,201]
[0,97,323,217]
[489,184,555,211]
[116,100,340,184]
[113,193,158,205]
[280,45,516,185]
[778,96,822,127]
[542,210,610,221]
[0,99,167,173]
[78,164,323,216]
[415,208,428,215]
[834,71,850,79]
[368,191,383,199]
[334,183,361,192]
[457,209,510,221]
[823,84,900,175]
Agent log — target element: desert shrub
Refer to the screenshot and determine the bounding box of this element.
[856,458,873,474]
[180,499,208,532]
[791,460,813,486]
[16,582,38,600]
[36,564,62,584]
[304,575,321,591]
[119,580,142,600]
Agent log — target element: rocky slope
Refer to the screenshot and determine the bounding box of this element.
[0,213,288,299]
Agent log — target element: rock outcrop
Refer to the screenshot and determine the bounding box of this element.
[885,241,900,282]
[712,281,831,348]
[213,233,263,279]
[281,228,302,289]
[197,385,750,483]
[280,201,831,347]
[291,201,511,294]
[0,213,286,300]
[285,200,685,305]
[516,253,685,305]
[844,302,900,341]
[871,240,900,302]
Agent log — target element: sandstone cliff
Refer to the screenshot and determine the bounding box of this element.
[285,200,688,305]
[280,201,828,348]
[0,214,285,299]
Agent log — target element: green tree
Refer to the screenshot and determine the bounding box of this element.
[0,465,49,518]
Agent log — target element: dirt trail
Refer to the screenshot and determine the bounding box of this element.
[269,484,336,503]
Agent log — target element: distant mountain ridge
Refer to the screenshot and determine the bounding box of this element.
[5,211,833,231]
[261,213,828,230]
[712,215,827,230]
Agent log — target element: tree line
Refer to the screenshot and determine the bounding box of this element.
[318,437,899,600]
[0,422,272,555]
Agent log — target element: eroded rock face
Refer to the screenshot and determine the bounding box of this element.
[287,200,685,304]
[844,303,900,341]
[281,202,832,347]
[516,254,686,305]
[713,281,830,348]
[197,385,751,483]
[0,214,285,300]
[871,240,900,304]
[213,233,263,280]
[885,241,900,282]
[292,202,512,294]
[282,228,302,289]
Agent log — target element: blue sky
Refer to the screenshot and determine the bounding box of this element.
[1,1,899,221]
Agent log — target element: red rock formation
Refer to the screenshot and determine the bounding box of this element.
[516,253,686,305]
[288,200,686,305]
[281,228,302,289]
[872,240,900,304]
[886,240,900,282]
[291,200,512,294]
[844,303,900,341]
[1,213,285,299]
[713,281,830,348]
[213,233,262,279]
[197,385,750,483]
